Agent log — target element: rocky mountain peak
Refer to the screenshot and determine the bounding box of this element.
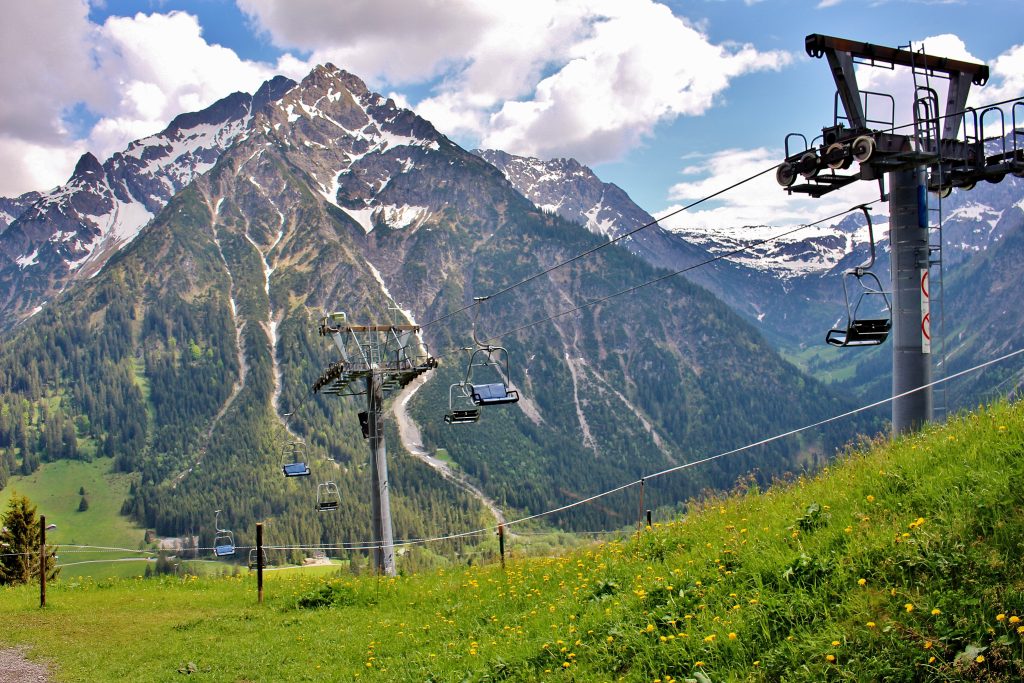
[71,152,104,183]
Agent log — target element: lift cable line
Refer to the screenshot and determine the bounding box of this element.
[379,345,1024,550]
[257,346,1024,556]
[33,346,1023,565]
[417,163,782,333]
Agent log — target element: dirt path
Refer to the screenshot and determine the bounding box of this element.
[391,374,507,526]
[0,648,50,682]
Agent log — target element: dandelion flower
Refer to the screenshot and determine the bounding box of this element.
[976,655,985,663]
[997,614,1006,622]
[831,640,840,647]
[928,656,936,664]
[905,603,914,612]
[924,641,932,649]
[704,634,716,643]
[858,578,866,586]
[1010,616,1020,624]
[728,632,737,640]
[826,654,836,663]
[931,608,941,616]
[867,621,876,628]
[866,495,875,503]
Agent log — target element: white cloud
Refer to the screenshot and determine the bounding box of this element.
[983,42,1024,107]
[659,147,878,232]
[238,0,792,165]
[0,6,304,197]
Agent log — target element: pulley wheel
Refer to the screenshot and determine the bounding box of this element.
[851,135,875,163]
[825,142,851,170]
[776,162,797,187]
[798,151,819,179]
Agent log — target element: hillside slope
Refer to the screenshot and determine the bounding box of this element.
[1,400,1022,681]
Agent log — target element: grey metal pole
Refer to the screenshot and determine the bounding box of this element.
[367,371,396,576]
[889,167,932,434]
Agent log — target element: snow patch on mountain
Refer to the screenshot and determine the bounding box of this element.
[672,218,888,279]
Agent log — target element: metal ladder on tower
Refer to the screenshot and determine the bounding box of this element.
[907,41,949,420]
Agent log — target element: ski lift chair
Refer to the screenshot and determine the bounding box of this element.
[825,270,892,347]
[281,441,311,477]
[213,510,235,557]
[466,347,519,406]
[248,547,268,569]
[316,481,341,512]
[824,206,892,348]
[444,382,480,424]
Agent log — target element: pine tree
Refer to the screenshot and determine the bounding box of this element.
[0,495,60,586]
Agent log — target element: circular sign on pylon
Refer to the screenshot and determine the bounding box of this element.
[920,269,931,354]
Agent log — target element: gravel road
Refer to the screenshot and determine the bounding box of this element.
[0,647,51,682]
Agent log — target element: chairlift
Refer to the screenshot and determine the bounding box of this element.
[466,346,520,406]
[444,382,480,424]
[465,296,520,405]
[281,440,310,477]
[248,547,268,569]
[316,481,341,512]
[213,509,235,557]
[825,206,892,348]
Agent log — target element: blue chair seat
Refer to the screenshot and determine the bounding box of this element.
[470,383,519,406]
[215,544,235,557]
[282,462,311,477]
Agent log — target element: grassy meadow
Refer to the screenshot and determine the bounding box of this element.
[1,401,1024,681]
[0,457,153,579]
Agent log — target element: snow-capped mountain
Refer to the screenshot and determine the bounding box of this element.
[0,75,294,328]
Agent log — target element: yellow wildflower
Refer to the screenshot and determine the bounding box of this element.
[831,640,840,647]
[931,608,941,616]
[1010,616,1020,624]
[728,632,737,640]
[997,614,1006,622]
[826,654,835,663]
[905,603,914,612]
[976,655,985,663]
[857,578,866,586]
[866,621,876,628]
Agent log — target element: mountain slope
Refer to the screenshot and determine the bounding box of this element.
[0,75,295,330]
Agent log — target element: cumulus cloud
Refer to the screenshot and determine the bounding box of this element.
[239,0,792,165]
[659,147,878,232]
[0,3,302,196]
[983,42,1024,107]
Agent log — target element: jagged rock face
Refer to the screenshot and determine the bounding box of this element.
[0,75,296,329]
[0,191,41,234]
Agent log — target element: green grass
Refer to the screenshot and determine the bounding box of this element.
[2,401,1024,681]
[1,457,150,579]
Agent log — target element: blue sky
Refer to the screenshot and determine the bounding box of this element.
[3,0,1022,229]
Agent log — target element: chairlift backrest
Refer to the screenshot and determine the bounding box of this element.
[444,382,481,424]
[316,481,341,512]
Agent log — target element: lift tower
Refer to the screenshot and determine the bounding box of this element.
[312,312,437,576]
[776,34,1022,433]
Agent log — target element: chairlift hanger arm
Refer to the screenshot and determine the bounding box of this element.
[805,34,990,85]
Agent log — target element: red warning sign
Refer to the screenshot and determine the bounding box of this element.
[920,268,931,354]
